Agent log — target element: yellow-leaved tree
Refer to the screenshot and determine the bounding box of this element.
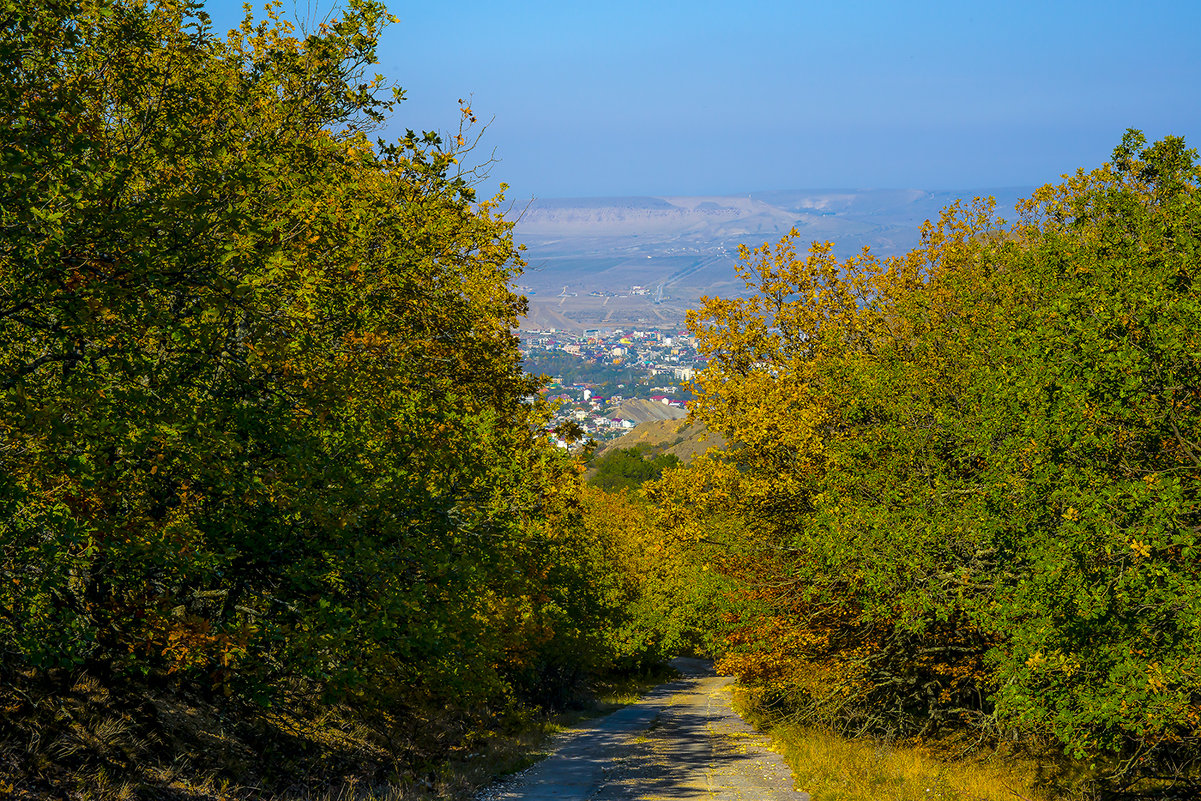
[655,132,1201,788]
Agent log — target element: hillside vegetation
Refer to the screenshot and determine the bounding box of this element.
[595,419,723,464]
[3,1,1199,798]
[0,1,672,796]
[653,130,1201,795]
[607,398,687,424]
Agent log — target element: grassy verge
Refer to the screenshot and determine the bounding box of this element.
[732,689,1098,801]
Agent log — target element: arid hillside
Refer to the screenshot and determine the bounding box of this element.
[596,419,723,464]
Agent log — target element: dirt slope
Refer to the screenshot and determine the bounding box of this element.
[607,398,689,425]
[596,419,724,464]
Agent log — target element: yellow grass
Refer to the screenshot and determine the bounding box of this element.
[767,724,1051,801]
[731,691,1093,801]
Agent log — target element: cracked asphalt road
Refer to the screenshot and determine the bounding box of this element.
[479,658,809,801]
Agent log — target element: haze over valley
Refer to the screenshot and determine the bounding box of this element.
[513,187,1031,330]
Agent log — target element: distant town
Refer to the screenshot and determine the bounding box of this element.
[518,326,707,447]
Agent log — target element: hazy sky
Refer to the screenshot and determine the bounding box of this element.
[202,0,1201,199]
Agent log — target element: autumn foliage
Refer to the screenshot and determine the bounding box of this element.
[656,131,1201,785]
[6,0,1201,795]
[0,3,631,784]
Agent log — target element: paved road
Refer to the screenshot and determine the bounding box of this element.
[479,658,810,801]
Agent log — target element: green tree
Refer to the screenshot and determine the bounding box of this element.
[0,0,616,728]
[657,131,1201,784]
[579,485,728,669]
[590,447,680,492]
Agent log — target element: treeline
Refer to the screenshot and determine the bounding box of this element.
[652,131,1201,790]
[0,1,668,795]
[589,447,680,492]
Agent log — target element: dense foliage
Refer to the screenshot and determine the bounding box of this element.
[655,131,1201,786]
[8,2,1198,795]
[579,485,728,669]
[0,0,624,747]
[588,447,680,492]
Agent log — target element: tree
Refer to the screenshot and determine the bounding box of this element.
[589,447,680,492]
[656,132,1201,784]
[579,485,728,668]
[0,0,614,727]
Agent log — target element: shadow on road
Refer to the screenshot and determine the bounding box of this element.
[483,657,806,800]
[667,656,717,678]
[594,690,773,798]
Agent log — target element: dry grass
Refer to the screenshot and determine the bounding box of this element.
[765,725,1052,801]
[590,419,724,466]
[732,690,1098,801]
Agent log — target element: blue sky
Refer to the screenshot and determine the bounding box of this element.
[202,0,1201,199]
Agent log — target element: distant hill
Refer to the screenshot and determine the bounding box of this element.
[596,419,724,465]
[608,398,688,425]
[513,188,1033,330]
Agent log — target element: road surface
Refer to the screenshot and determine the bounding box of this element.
[479,658,809,801]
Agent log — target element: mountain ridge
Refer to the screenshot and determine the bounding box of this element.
[513,187,1033,330]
